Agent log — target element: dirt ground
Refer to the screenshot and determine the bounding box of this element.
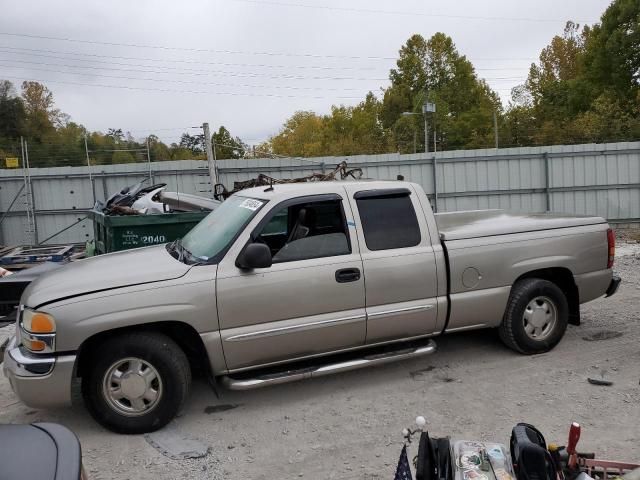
[1,245,639,480]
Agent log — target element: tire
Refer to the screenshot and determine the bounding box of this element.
[81,332,191,434]
[499,278,569,354]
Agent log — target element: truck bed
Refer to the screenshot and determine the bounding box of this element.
[435,210,606,241]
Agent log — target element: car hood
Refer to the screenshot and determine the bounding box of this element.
[22,245,191,308]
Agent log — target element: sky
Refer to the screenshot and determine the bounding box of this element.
[0,0,612,146]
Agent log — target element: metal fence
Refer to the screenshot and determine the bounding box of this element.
[217,141,640,222]
[0,160,211,246]
[1,141,639,246]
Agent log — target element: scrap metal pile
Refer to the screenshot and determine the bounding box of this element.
[96,161,363,213]
[94,180,221,216]
[213,161,363,200]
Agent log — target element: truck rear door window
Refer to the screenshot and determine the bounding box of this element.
[356,193,421,250]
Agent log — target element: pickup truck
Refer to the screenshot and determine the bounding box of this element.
[3,181,620,434]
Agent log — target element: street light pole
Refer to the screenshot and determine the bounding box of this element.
[422,101,436,154]
[424,114,429,154]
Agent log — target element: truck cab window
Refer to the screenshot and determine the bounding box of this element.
[356,193,421,250]
[256,200,351,262]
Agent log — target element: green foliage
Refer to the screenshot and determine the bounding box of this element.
[111,150,136,164]
[0,81,26,142]
[1,0,639,164]
[583,0,640,101]
[0,80,246,166]
[268,32,503,155]
[266,0,639,155]
[213,126,246,159]
[266,93,392,157]
[270,111,325,157]
[502,0,640,146]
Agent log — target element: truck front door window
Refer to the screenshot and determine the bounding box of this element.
[256,200,350,263]
[356,194,421,250]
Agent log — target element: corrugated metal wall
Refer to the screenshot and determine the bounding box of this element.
[0,160,210,246]
[1,142,639,246]
[217,141,640,221]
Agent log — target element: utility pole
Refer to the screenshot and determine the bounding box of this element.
[20,137,33,246]
[146,137,152,181]
[493,111,499,149]
[202,123,218,193]
[84,135,96,203]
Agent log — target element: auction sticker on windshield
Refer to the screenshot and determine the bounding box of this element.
[239,198,264,211]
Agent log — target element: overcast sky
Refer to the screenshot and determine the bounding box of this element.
[1,0,611,146]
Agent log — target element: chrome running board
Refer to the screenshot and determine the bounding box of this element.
[221,339,437,390]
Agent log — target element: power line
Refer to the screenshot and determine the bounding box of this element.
[1,74,363,99]
[0,31,397,61]
[0,44,538,68]
[230,0,595,23]
[0,54,390,81]
[0,45,388,72]
[0,63,375,92]
[0,57,526,85]
[0,30,545,64]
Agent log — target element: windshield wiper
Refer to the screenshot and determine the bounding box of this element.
[169,238,204,265]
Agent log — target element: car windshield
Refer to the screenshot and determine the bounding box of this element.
[180,195,266,262]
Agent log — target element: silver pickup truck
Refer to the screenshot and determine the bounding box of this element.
[3,181,620,433]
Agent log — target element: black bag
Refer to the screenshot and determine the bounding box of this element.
[510,423,556,480]
[416,432,452,480]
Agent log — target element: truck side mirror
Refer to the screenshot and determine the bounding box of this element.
[236,243,272,269]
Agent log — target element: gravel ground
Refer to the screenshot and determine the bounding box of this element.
[1,246,639,479]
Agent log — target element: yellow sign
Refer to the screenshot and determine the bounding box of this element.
[5,157,19,168]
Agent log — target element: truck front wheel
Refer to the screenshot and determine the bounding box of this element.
[81,332,191,434]
[499,278,569,354]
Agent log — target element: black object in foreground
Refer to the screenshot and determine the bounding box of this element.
[0,423,84,480]
[587,377,614,386]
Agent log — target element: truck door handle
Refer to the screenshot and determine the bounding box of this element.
[335,268,361,283]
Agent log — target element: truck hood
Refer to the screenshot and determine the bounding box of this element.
[22,245,190,308]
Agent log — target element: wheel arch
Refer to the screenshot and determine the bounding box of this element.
[513,267,580,325]
[76,321,212,379]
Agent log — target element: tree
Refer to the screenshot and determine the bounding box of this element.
[147,134,171,161]
[21,81,62,139]
[0,80,26,140]
[507,0,640,146]
[583,0,640,102]
[324,92,392,155]
[381,33,502,151]
[212,126,246,159]
[178,132,204,155]
[269,111,326,157]
[107,128,124,143]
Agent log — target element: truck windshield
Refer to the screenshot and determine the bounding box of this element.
[179,195,267,263]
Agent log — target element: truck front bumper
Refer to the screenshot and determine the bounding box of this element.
[2,336,76,408]
[605,275,621,298]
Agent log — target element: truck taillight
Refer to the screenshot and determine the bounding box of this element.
[607,228,615,269]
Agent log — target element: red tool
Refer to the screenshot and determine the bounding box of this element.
[567,422,581,469]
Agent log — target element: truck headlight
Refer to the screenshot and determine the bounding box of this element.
[21,308,56,353]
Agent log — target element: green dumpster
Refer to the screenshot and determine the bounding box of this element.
[88,210,209,254]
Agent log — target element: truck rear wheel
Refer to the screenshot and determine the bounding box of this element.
[81,332,191,434]
[499,278,568,354]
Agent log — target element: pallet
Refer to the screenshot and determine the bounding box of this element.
[0,245,74,265]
